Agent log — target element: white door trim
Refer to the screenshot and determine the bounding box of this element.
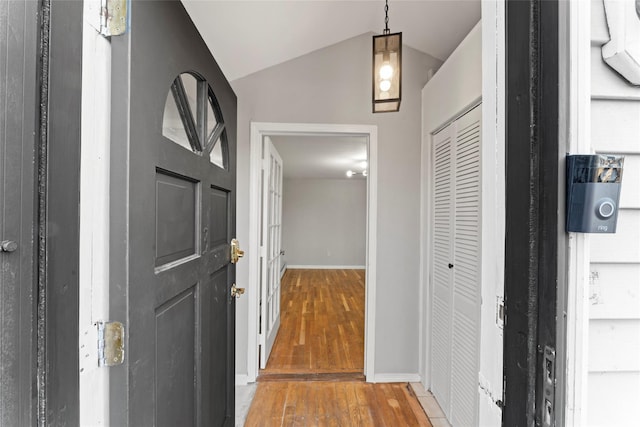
[560,0,591,424]
[247,122,378,383]
[79,4,111,425]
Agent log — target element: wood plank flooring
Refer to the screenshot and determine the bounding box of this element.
[247,269,431,426]
[261,269,365,375]
[244,381,432,427]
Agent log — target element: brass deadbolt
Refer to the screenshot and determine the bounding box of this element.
[231,238,244,264]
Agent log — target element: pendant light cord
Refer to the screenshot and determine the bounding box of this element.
[383,0,390,34]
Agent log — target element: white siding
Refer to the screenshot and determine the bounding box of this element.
[588,2,640,425]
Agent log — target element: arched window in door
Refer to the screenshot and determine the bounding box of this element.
[162,72,228,169]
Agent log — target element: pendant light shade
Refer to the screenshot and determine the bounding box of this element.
[372,32,402,113]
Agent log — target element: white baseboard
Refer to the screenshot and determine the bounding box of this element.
[368,373,422,383]
[287,265,366,270]
[235,374,250,386]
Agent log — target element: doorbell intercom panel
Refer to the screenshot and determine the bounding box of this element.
[566,154,624,233]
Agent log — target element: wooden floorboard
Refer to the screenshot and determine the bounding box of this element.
[248,269,431,426]
[244,382,433,427]
[262,269,365,375]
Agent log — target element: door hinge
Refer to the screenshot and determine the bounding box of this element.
[97,321,125,367]
[101,0,128,36]
[88,0,128,37]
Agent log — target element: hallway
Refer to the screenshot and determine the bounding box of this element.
[243,269,433,426]
[261,269,365,377]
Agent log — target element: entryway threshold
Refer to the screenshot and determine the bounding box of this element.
[257,371,365,382]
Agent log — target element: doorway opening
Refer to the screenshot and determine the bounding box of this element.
[247,123,378,383]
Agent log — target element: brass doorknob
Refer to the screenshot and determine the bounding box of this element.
[231,284,245,299]
[231,239,244,264]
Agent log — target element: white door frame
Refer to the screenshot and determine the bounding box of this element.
[559,0,591,424]
[247,122,378,383]
[79,3,111,425]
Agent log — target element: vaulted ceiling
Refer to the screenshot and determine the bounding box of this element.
[180,1,480,180]
[182,0,481,81]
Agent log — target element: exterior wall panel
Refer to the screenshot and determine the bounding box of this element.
[588,1,640,425]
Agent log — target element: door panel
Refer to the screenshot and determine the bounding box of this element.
[155,288,197,427]
[431,124,454,417]
[259,137,284,368]
[430,105,482,426]
[155,171,198,267]
[110,1,237,425]
[0,0,38,424]
[450,107,481,427]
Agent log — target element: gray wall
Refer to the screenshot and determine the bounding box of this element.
[282,178,366,267]
[233,33,441,377]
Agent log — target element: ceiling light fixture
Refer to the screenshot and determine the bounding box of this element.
[372,0,402,113]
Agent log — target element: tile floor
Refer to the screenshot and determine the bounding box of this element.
[235,383,257,427]
[236,382,451,427]
[410,382,452,427]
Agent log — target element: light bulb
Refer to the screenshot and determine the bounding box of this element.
[362,170,368,177]
[379,63,393,80]
[346,170,354,178]
[379,79,391,92]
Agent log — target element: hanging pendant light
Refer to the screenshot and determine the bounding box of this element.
[372,0,402,113]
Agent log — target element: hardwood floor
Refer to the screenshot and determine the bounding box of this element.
[246,269,431,426]
[244,381,432,427]
[261,269,365,375]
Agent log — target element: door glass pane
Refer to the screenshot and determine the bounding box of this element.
[209,134,226,169]
[180,73,199,126]
[206,95,219,140]
[162,73,201,151]
[162,92,192,151]
[162,74,226,157]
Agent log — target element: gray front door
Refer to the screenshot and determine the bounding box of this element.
[110,1,238,426]
[0,1,38,424]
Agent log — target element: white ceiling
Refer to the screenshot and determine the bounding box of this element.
[182,0,481,81]
[270,135,368,179]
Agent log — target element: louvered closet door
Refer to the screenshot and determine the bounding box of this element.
[450,105,481,427]
[431,124,454,418]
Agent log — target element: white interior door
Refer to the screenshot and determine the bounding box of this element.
[259,136,284,368]
[450,105,481,427]
[431,123,454,417]
[430,104,482,425]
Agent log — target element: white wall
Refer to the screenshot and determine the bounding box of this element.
[422,22,482,135]
[586,2,640,425]
[421,18,505,426]
[233,33,442,378]
[421,21,483,389]
[282,178,366,268]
